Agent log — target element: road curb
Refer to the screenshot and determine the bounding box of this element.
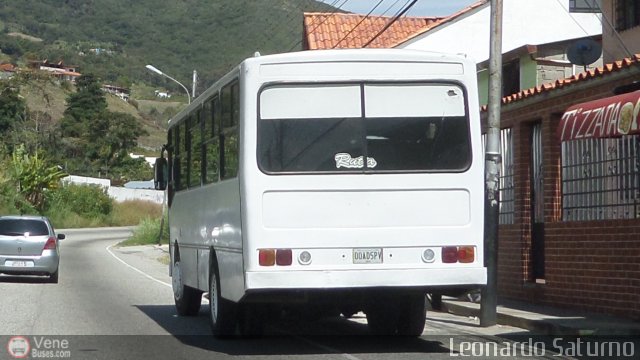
[441,300,640,337]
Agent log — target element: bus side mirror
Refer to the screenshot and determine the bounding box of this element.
[154,157,168,190]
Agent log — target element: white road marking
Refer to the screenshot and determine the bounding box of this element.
[106,245,172,288]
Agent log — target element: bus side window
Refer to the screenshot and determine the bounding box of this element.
[204,96,220,184]
[189,112,203,188]
[221,81,239,179]
[174,122,183,191]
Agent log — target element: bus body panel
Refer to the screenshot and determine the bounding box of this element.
[239,50,485,296]
[167,49,486,304]
[170,179,244,300]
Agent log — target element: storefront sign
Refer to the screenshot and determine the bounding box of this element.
[558,90,640,141]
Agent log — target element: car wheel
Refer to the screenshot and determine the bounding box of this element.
[49,269,59,284]
[172,260,202,316]
[209,260,237,337]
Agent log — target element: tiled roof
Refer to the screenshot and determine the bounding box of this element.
[495,54,640,108]
[303,12,444,50]
[303,1,486,50]
[0,63,16,72]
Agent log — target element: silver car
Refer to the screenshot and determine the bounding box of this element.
[0,215,64,283]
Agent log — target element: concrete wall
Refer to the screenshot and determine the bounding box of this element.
[398,0,602,64]
[63,175,164,205]
[601,0,640,63]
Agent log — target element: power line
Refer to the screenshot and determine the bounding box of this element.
[362,0,419,48]
[332,0,386,49]
[287,0,352,51]
[356,0,406,46]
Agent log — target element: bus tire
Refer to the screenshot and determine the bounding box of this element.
[209,261,237,337]
[397,294,427,336]
[366,304,400,335]
[238,303,265,337]
[172,260,202,316]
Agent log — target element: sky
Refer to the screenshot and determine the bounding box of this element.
[319,0,479,17]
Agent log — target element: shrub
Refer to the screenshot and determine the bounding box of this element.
[109,200,162,226]
[46,183,113,218]
[119,216,168,246]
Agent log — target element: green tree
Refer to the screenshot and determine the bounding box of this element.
[59,73,107,138]
[89,111,148,169]
[9,145,67,211]
[57,73,149,180]
[0,83,25,134]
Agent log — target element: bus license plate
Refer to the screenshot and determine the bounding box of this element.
[353,248,383,264]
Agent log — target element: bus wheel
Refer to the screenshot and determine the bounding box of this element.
[238,304,265,337]
[209,263,237,337]
[172,260,202,316]
[397,294,427,336]
[366,304,400,335]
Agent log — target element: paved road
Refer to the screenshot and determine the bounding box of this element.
[0,228,572,360]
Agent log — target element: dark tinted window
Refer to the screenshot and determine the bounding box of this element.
[204,96,221,184]
[0,219,49,236]
[221,81,240,179]
[258,83,470,173]
[189,113,202,188]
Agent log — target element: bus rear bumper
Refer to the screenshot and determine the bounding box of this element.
[245,267,486,291]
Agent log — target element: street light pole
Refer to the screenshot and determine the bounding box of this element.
[145,64,191,104]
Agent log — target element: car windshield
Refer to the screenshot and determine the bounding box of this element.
[0,219,49,236]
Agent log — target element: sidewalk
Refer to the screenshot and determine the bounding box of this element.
[440,297,640,336]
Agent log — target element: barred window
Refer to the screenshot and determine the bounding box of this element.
[483,128,515,224]
[561,135,640,220]
[615,0,640,31]
[499,128,515,224]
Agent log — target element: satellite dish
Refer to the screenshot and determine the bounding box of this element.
[567,39,602,69]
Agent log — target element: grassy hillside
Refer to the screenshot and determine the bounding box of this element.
[19,82,168,150]
[0,0,338,92]
[1,0,340,151]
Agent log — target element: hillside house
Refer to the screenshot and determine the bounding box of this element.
[102,84,130,101]
[29,59,81,82]
[0,63,17,79]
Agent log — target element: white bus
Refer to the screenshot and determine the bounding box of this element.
[154,49,486,337]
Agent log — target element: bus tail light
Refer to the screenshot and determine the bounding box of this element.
[259,249,275,266]
[442,247,458,263]
[458,246,475,263]
[276,249,292,266]
[442,246,475,263]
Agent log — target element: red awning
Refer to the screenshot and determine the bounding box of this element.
[558,90,640,141]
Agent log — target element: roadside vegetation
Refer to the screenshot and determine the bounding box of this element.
[0,71,162,232]
[0,155,163,229]
[118,216,169,246]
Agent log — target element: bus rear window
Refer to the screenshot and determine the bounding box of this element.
[258,83,471,173]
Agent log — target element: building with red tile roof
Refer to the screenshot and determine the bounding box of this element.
[302,12,444,50]
[302,1,640,321]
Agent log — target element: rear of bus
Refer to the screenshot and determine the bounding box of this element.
[240,50,486,323]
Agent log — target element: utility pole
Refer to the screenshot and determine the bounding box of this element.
[480,0,503,327]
